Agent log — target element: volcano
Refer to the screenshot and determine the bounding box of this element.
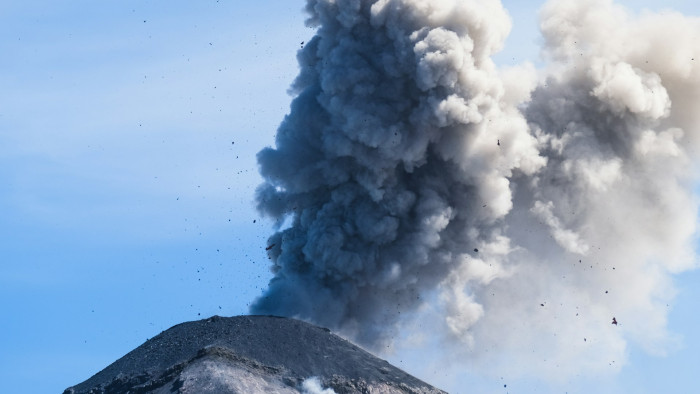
[64,315,446,394]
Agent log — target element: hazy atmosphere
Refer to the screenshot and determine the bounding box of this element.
[2,1,699,393]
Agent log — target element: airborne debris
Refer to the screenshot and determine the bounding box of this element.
[612,317,618,325]
[265,244,276,251]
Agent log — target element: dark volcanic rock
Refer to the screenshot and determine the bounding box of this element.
[64,315,446,394]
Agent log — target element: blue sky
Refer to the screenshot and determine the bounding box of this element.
[0,1,698,393]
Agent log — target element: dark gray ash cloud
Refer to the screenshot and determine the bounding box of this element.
[251,0,700,380]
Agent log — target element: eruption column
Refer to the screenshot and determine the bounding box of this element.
[251,0,700,380]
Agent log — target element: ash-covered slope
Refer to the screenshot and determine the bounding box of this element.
[64,315,446,394]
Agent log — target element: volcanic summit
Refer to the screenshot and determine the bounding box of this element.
[64,315,446,394]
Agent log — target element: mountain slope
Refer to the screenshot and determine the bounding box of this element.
[64,315,446,394]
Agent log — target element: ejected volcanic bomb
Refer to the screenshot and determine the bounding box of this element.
[251,0,700,381]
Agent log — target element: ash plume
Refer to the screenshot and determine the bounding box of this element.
[251,0,700,381]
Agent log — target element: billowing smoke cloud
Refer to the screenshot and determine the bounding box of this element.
[251,0,699,381]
